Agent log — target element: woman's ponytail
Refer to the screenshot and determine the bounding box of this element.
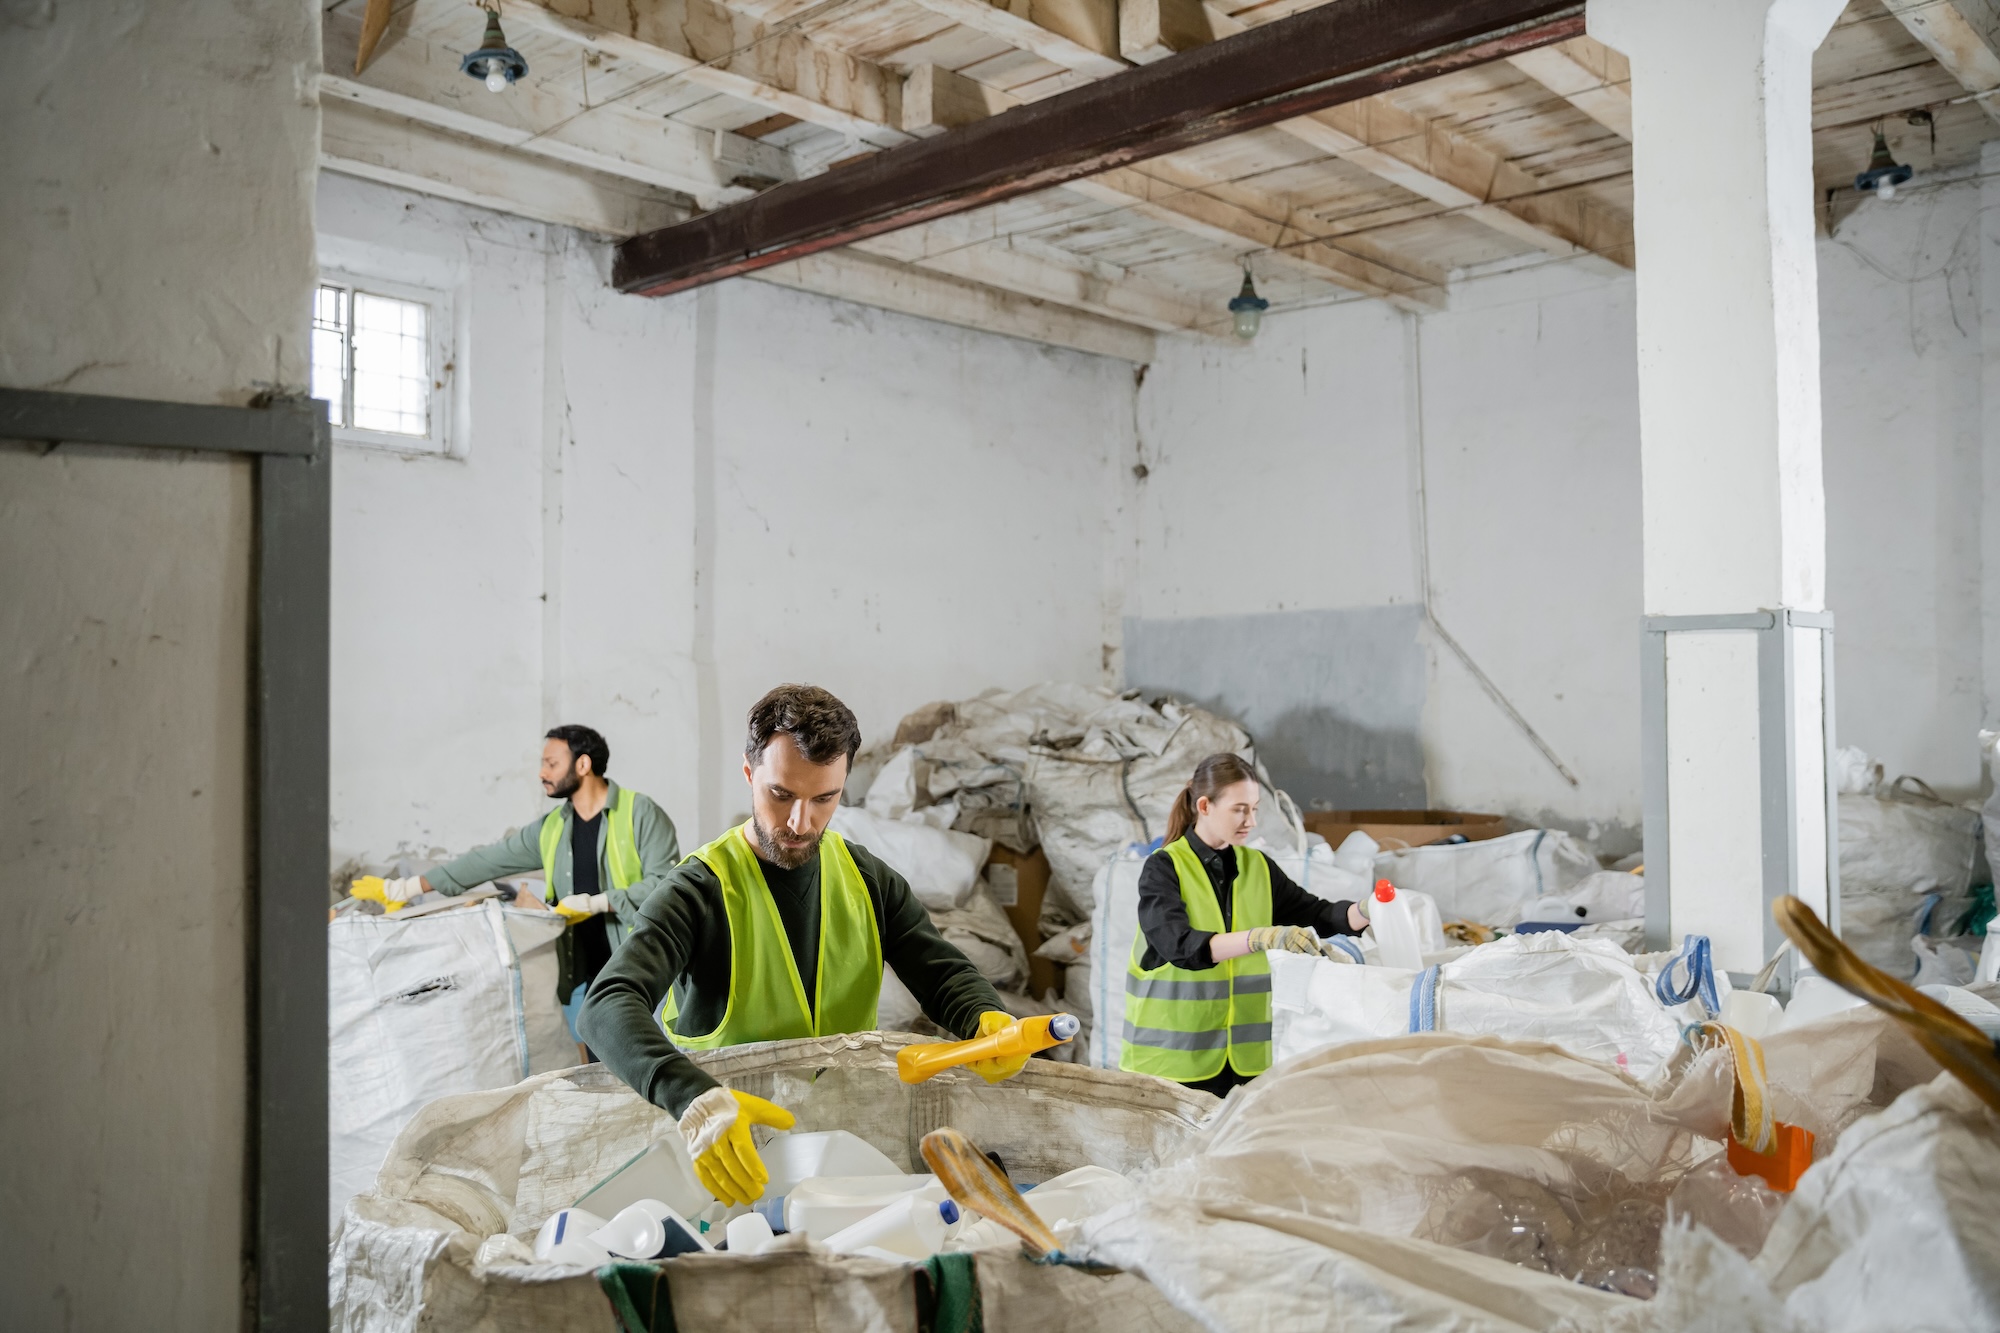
[1164,783,1198,845]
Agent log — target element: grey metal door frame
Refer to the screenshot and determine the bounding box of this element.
[2,387,329,1332]
[1640,608,1839,972]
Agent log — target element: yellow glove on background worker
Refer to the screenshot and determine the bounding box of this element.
[963,1009,1034,1084]
[349,875,425,912]
[678,1087,796,1205]
[554,892,609,923]
[1241,925,1328,958]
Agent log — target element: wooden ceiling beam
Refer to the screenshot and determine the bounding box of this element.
[321,98,1157,360]
[612,0,1586,295]
[496,0,913,147]
[901,0,1126,77]
[1880,0,2000,126]
[1123,0,1630,266]
[902,61,1439,307]
[1505,35,1632,138]
[322,11,794,208]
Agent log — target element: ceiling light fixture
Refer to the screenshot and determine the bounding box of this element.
[462,8,528,93]
[1228,269,1269,341]
[1854,128,1912,201]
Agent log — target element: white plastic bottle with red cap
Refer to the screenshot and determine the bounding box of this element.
[1368,879,1426,971]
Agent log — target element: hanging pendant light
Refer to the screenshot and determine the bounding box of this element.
[1228,269,1269,341]
[1854,128,1912,201]
[462,8,528,93]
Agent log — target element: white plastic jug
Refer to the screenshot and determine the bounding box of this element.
[822,1193,954,1260]
[786,1174,944,1239]
[533,1207,612,1267]
[590,1199,711,1258]
[1367,879,1425,971]
[1777,974,1867,1030]
[761,1131,901,1201]
[1015,1165,1133,1229]
[725,1210,776,1256]
[573,1135,710,1221]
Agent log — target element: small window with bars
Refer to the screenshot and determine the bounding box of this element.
[311,275,454,454]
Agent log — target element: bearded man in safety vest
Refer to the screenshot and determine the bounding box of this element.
[580,684,1027,1208]
[367,724,681,1057]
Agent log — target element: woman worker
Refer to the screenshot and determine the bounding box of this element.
[1122,752,1370,1098]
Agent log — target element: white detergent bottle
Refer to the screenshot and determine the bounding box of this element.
[1368,879,1425,971]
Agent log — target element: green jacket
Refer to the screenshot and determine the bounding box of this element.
[427,780,681,949]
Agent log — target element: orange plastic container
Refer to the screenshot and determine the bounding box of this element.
[1726,1121,1816,1192]
[895,1014,1079,1084]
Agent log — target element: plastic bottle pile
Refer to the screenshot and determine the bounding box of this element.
[530,1127,1134,1267]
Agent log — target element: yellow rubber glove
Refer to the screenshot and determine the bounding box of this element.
[677,1088,796,1206]
[963,1010,1033,1085]
[349,875,413,913]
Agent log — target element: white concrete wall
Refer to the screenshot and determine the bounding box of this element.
[1130,173,1994,841]
[0,1,319,1327]
[322,173,1130,869]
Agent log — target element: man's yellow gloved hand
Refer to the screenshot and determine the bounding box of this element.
[964,1009,1032,1085]
[677,1087,796,1206]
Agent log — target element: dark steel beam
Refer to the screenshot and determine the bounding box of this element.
[614,0,1584,297]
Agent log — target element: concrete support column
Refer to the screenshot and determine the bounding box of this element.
[1592,0,1845,974]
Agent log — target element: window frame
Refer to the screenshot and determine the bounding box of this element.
[314,267,458,458]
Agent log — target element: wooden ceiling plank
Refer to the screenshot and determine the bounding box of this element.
[1880,0,2000,125]
[323,10,795,206]
[1120,0,1630,265]
[1505,35,1631,137]
[898,0,1127,76]
[755,246,1159,359]
[612,0,1588,296]
[497,0,915,146]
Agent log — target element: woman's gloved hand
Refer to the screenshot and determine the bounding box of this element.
[1241,925,1328,957]
[963,1010,1032,1084]
[677,1087,796,1206]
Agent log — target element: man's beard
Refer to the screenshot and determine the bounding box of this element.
[751,815,821,869]
[545,766,582,800]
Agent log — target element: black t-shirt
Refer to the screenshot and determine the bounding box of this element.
[569,810,612,986]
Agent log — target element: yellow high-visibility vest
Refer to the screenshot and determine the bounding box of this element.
[663,821,881,1050]
[1120,838,1273,1082]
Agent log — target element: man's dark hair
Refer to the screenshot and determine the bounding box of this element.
[546,724,610,777]
[744,685,862,768]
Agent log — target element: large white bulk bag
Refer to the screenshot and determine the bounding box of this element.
[1373,827,1598,929]
[1268,932,1687,1083]
[331,1032,1214,1333]
[1838,788,1980,974]
[328,901,573,1226]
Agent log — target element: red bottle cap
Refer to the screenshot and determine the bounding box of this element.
[1374,879,1395,903]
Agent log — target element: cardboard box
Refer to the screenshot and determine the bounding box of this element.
[985,844,1059,999]
[1302,809,1508,852]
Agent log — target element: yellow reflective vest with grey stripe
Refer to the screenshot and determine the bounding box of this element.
[1120,837,1273,1081]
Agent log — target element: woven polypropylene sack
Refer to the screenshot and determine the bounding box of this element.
[328,902,572,1227]
[331,1031,1214,1333]
[1838,791,1980,973]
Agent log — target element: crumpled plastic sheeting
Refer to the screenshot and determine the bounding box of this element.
[870,684,1252,916]
[1079,1019,1979,1333]
[1756,1075,2000,1332]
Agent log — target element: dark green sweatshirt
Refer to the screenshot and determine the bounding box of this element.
[577,834,1003,1118]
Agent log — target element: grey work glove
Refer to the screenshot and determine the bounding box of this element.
[1242,925,1328,958]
